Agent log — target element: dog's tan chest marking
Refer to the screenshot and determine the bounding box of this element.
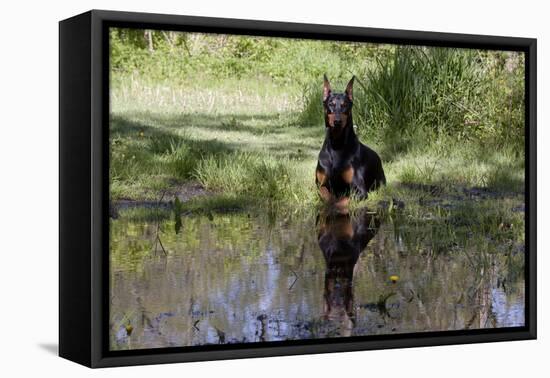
[332,216,354,239]
[316,168,327,186]
[341,166,354,184]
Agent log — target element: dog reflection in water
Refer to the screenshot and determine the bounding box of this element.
[317,207,380,335]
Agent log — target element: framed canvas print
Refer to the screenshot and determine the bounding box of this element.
[59,10,536,368]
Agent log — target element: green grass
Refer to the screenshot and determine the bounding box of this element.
[109,38,525,250]
[110,77,322,205]
[111,75,524,207]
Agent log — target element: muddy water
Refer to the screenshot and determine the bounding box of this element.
[109,208,524,351]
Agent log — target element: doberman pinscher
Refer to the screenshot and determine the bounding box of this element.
[317,208,380,332]
[316,75,386,208]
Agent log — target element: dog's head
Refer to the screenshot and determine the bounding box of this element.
[323,75,354,134]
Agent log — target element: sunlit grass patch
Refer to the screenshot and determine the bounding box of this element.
[195,152,317,209]
[116,206,172,222]
[111,75,303,115]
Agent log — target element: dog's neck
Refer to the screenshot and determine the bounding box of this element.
[325,116,358,152]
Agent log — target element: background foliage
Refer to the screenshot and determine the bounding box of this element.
[111,28,525,158]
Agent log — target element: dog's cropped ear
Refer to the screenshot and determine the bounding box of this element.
[345,76,355,101]
[323,74,332,102]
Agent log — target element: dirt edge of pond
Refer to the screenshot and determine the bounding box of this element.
[110,180,525,220]
[110,182,213,218]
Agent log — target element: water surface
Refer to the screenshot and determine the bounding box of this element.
[110,207,524,350]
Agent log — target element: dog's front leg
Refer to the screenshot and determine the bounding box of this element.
[316,167,334,202]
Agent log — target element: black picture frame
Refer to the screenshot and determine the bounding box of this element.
[59,9,537,368]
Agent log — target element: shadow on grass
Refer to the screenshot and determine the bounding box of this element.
[110,112,323,202]
[118,112,281,135]
[111,114,238,155]
[110,112,323,178]
[114,111,326,138]
[110,114,246,199]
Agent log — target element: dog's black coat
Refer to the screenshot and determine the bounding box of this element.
[317,208,380,318]
[316,76,386,200]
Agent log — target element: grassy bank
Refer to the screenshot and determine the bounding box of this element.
[110,76,524,246]
[109,30,525,244]
[110,77,318,209]
[111,77,524,199]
